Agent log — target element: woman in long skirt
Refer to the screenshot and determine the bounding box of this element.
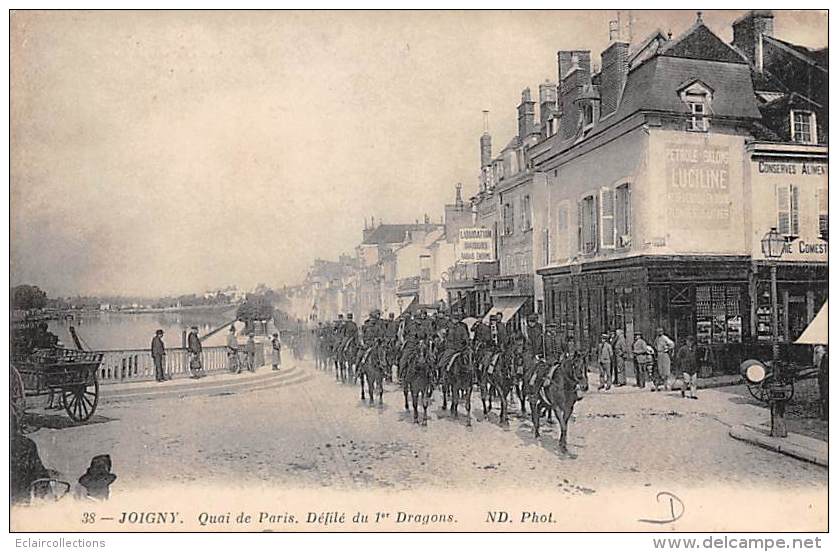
[271,332,282,371]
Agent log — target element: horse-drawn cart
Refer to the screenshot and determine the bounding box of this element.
[11,348,104,423]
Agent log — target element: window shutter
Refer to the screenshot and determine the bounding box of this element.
[817,183,828,240]
[790,184,800,236]
[777,184,790,235]
[577,201,583,253]
[600,188,615,248]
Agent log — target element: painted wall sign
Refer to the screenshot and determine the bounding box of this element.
[758,161,827,175]
[456,227,495,263]
[666,142,732,229]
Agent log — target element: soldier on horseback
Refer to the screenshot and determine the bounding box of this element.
[472,316,493,377]
[398,308,433,383]
[384,312,399,380]
[358,309,386,403]
[522,314,544,375]
[436,308,470,383]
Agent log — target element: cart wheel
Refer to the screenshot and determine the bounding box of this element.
[747,380,768,403]
[62,380,99,422]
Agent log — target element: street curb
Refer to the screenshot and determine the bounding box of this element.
[101,366,303,401]
[729,424,828,467]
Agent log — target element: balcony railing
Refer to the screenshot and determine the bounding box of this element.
[396,276,421,296]
[94,343,269,384]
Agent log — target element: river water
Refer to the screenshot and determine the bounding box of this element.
[47,310,235,351]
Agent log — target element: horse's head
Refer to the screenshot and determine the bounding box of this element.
[570,351,589,392]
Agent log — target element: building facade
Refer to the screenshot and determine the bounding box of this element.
[531,12,827,373]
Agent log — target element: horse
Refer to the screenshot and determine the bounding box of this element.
[448,347,475,427]
[478,341,520,425]
[528,352,588,453]
[336,339,358,383]
[358,341,385,406]
[402,339,435,425]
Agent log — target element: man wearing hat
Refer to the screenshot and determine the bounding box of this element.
[632,332,652,389]
[437,308,470,377]
[522,314,544,377]
[597,333,613,391]
[150,329,167,382]
[187,326,203,378]
[384,312,400,377]
[227,325,240,373]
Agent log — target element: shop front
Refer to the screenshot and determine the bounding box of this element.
[487,273,533,331]
[541,255,754,373]
[442,261,497,318]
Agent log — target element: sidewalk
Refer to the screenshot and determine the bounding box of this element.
[729,424,828,467]
[592,373,742,394]
[102,364,282,393]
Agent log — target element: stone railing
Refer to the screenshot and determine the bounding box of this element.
[95,343,268,384]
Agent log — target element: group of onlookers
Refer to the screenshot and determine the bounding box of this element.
[150,325,283,381]
[596,328,700,399]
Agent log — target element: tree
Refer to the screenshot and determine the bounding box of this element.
[11,285,48,311]
[236,293,274,323]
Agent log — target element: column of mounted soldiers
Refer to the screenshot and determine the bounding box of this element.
[310,306,588,447]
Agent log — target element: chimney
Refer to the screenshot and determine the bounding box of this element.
[557,50,591,140]
[517,87,537,140]
[732,10,774,71]
[480,110,492,168]
[600,40,629,117]
[538,80,558,137]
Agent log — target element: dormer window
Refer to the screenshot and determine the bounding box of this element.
[678,80,713,133]
[582,104,594,129]
[791,110,817,144]
[687,99,708,131]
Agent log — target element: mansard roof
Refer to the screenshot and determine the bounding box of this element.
[660,22,749,65]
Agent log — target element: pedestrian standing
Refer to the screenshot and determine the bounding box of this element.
[597,333,613,391]
[654,328,675,391]
[613,329,627,386]
[815,345,828,420]
[632,333,651,389]
[187,326,203,378]
[245,333,256,372]
[226,325,239,373]
[608,330,619,386]
[676,335,699,399]
[271,332,282,371]
[151,329,167,382]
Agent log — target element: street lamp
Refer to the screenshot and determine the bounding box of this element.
[760,227,787,437]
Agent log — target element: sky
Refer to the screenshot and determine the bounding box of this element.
[10,10,828,297]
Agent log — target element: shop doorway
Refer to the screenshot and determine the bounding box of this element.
[672,307,693,348]
[786,294,809,341]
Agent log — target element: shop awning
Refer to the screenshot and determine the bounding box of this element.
[400,295,419,316]
[795,301,828,345]
[482,296,527,324]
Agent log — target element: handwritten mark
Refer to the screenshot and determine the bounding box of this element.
[638,491,685,525]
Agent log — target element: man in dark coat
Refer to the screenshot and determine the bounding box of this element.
[10,409,50,504]
[341,313,358,348]
[187,326,203,378]
[472,317,494,372]
[151,329,167,382]
[437,309,470,376]
[522,314,544,377]
[613,329,628,386]
[676,335,699,399]
[399,309,433,381]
